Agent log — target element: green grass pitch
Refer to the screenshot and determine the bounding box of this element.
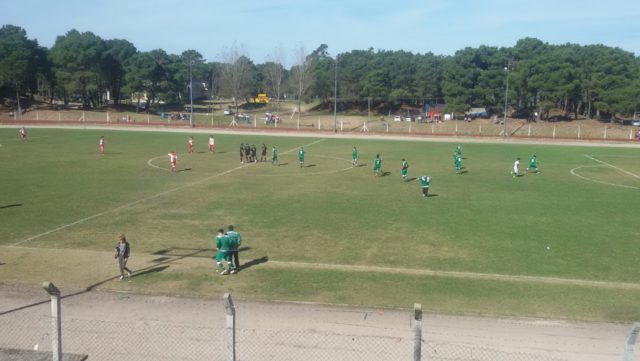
[1,127,639,322]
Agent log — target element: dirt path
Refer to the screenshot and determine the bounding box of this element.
[0,284,630,361]
[3,123,640,148]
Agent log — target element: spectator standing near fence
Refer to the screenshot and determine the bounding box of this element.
[115,234,132,280]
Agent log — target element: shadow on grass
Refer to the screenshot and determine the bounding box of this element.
[357,163,367,167]
[380,171,391,177]
[178,168,193,172]
[0,204,22,209]
[427,194,439,198]
[240,256,268,271]
[405,177,417,182]
[0,247,218,316]
[0,263,171,316]
[305,164,316,168]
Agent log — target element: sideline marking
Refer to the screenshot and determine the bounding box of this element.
[585,154,640,179]
[6,243,639,291]
[11,138,326,246]
[266,260,640,290]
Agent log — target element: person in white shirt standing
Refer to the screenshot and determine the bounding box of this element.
[512,158,520,178]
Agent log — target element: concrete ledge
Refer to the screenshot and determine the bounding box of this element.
[0,348,88,361]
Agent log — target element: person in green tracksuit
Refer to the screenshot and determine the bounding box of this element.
[401,158,409,181]
[351,146,358,167]
[419,175,431,197]
[298,147,305,167]
[215,229,236,275]
[373,154,382,176]
[455,154,462,174]
[226,225,242,271]
[526,155,540,174]
[271,146,279,166]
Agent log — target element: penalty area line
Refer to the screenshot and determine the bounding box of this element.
[11,138,326,247]
[584,155,640,179]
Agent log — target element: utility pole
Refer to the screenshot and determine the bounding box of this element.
[189,60,194,128]
[503,60,512,137]
[333,56,338,133]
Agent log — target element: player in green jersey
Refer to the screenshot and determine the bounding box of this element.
[373,154,382,176]
[352,146,358,167]
[455,154,462,174]
[215,229,236,275]
[526,155,540,174]
[401,158,409,181]
[298,147,305,167]
[271,146,279,166]
[455,144,462,157]
[419,175,431,197]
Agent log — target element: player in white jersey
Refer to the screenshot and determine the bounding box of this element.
[168,151,178,172]
[99,136,105,154]
[512,158,520,178]
[208,135,215,153]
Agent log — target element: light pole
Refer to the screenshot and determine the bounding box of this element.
[333,56,338,133]
[189,60,194,128]
[503,61,511,136]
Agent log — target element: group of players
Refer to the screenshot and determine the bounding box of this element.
[240,143,268,163]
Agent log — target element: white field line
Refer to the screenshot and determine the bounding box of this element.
[11,138,326,246]
[4,244,639,291]
[570,165,640,190]
[266,260,640,290]
[584,154,640,179]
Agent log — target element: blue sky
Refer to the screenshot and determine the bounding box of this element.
[3,0,639,65]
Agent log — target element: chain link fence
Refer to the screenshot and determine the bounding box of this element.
[1,289,636,360]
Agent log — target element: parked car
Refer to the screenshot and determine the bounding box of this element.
[223,109,233,115]
[393,115,402,122]
[404,116,414,122]
[622,119,640,126]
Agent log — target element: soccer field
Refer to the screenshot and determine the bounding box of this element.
[1,127,639,322]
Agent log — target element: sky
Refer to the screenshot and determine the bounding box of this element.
[3,0,639,66]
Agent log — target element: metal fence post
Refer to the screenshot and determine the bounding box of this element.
[623,323,640,361]
[42,282,62,361]
[224,293,236,361]
[414,303,422,361]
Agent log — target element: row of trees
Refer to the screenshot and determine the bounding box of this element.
[1,24,639,119]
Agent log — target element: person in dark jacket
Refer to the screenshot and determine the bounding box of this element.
[115,234,132,280]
